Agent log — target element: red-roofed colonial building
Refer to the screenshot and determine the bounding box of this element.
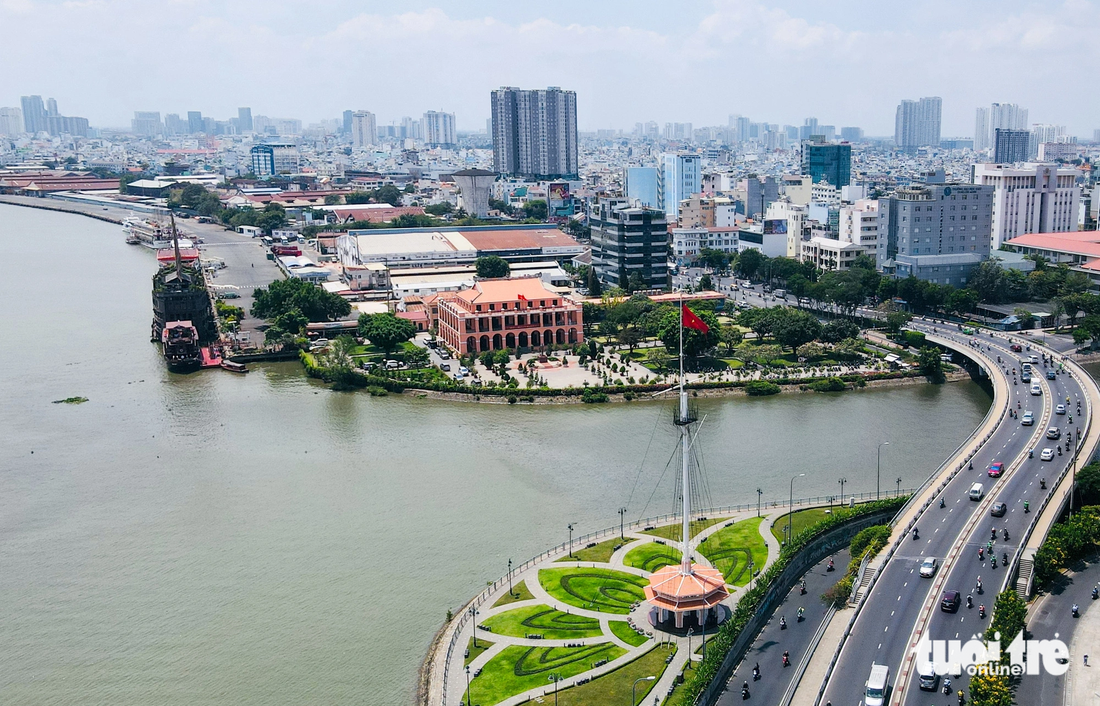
[436,276,582,354]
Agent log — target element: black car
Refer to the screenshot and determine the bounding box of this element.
[1047,370,1057,380]
[991,502,1008,517]
[941,589,961,612]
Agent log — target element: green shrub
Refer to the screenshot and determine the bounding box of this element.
[507,395,518,404]
[809,376,846,392]
[367,386,388,396]
[745,380,781,396]
[582,389,610,403]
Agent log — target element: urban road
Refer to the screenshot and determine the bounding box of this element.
[817,323,1094,706]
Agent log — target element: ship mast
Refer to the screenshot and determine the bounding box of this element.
[678,292,692,574]
[170,210,183,278]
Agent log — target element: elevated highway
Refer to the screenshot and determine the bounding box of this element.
[807,322,1100,706]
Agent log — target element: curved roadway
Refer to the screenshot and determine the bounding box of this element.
[818,322,1094,706]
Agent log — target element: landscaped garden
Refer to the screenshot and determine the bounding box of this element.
[468,643,627,706]
[481,604,604,640]
[623,541,683,573]
[696,517,768,586]
[465,636,492,666]
[538,567,648,615]
[642,516,727,541]
[771,507,834,545]
[491,580,535,608]
[553,644,677,706]
[609,620,651,648]
[557,536,634,563]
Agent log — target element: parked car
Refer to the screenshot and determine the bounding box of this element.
[1041,448,1055,461]
[219,291,240,299]
[991,502,1008,517]
[920,557,938,578]
[440,364,451,372]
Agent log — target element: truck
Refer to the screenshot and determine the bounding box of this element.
[271,245,302,257]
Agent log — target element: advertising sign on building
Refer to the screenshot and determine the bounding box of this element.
[763,218,788,235]
[548,182,574,218]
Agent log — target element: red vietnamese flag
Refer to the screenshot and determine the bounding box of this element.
[682,305,709,333]
[517,294,527,301]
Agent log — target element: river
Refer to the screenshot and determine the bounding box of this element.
[0,203,993,704]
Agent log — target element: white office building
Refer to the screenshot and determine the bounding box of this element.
[671,227,738,265]
[974,107,990,152]
[839,199,879,251]
[972,163,1081,249]
[0,107,24,135]
[351,110,377,148]
[660,153,701,221]
[765,200,808,257]
[800,237,865,272]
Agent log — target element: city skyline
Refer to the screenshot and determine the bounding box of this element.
[1,0,1097,135]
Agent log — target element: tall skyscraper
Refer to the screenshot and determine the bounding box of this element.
[131,111,162,136]
[987,103,1028,150]
[46,97,58,117]
[237,107,253,132]
[20,95,47,134]
[589,198,669,289]
[422,110,456,146]
[624,166,660,208]
[342,110,354,135]
[0,107,24,135]
[972,163,1080,249]
[993,129,1029,164]
[164,114,184,136]
[491,86,578,179]
[895,97,941,150]
[187,111,204,134]
[660,153,701,221]
[974,107,990,151]
[350,111,377,148]
[801,139,851,187]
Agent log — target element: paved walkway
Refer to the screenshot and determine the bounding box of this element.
[431,507,791,706]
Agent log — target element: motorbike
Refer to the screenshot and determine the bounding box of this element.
[1092,587,1098,600]
[797,607,805,622]
[753,664,760,681]
[782,651,790,667]
[1003,552,1008,566]
[1073,604,1080,618]
[959,689,966,706]
[943,678,952,695]
[967,595,973,608]
[780,616,787,630]
[742,685,750,700]
[977,577,983,593]
[1058,447,1063,456]
[826,560,835,572]
[940,497,946,509]
[991,556,997,570]
[1041,478,1047,489]
[969,461,974,470]
[1024,501,1030,513]
[978,547,985,560]
[991,527,997,540]
[913,528,920,541]
[1029,449,1034,459]
[979,604,986,618]
[1003,528,1009,541]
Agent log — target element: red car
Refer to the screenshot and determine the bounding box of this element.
[988,462,1005,478]
[1010,344,1023,352]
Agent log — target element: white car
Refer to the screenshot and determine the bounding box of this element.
[1041,448,1055,461]
[1056,404,1066,415]
[1021,411,1034,426]
[919,557,938,578]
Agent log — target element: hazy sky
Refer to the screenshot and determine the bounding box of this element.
[2,0,1097,136]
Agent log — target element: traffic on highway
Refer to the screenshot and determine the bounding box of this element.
[818,322,1092,706]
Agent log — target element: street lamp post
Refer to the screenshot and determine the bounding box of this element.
[567,523,575,558]
[508,558,514,598]
[466,665,472,706]
[838,477,846,504]
[469,606,480,648]
[877,441,890,500]
[756,488,762,517]
[789,473,806,544]
[687,628,694,665]
[896,477,902,497]
[618,507,627,540]
[632,676,657,705]
[548,674,563,706]
[749,559,755,589]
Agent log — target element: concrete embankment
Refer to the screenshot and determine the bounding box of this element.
[0,195,126,224]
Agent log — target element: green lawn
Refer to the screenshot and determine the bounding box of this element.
[557,537,635,563]
[623,542,683,573]
[468,643,626,706]
[663,660,695,706]
[465,636,493,666]
[609,620,651,648]
[771,507,833,545]
[481,604,604,640]
[492,579,535,608]
[553,644,676,706]
[642,517,727,541]
[697,517,769,586]
[539,567,649,615]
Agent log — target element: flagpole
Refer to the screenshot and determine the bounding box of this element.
[679,290,691,573]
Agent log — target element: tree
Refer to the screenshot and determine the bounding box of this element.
[586,267,602,297]
[946,288,978,316]
[424,202,455,216]
[1076,461,1100,505]
[719,324,744,353]
[616,327,643,356]
[986,589,1028,645]
[917,346,945,382]
[736,248,765,279]
[1062,293,1090,329]
[1013,307,1035,328]
[264,307,308,346]
[697,248,729,271]
[657,307,719,357]
[739,307,777,339]
[358,312,417,355]
[771,309,823,351]
[967,668,1012,706]
[698,273,714,291]
[885,310,912,334]
[256,202,288,233]
[821,319,860,344]
[522,199,548,220]
[475,255,511,279]
[645,347,671,373]
[252,277,351,322]
[626,271,646,294]
[373,184,403,206]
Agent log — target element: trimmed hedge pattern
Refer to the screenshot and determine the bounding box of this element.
[668,496,908,706]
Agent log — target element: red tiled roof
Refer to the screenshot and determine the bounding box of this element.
[460,227,579,251]
[1008,232,1100,257]
[455,277,562,305]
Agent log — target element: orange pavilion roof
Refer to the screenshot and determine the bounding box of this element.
[644,564,729,612]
